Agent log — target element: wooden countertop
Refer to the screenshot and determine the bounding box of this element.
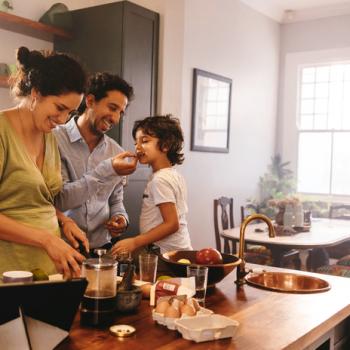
[58,265,350,350]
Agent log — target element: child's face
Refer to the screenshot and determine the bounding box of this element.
[134,129,170,170]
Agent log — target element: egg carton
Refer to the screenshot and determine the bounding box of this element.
[175,314,239,342]
[152,306,213,330]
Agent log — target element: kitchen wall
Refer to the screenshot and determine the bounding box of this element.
[180,1,279,248]
[277,14,350,174]
[0,0,280,249]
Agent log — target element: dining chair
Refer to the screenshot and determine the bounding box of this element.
[213,197,234,254]
[326,204,350,259]
[214,198,270,263]
[240,205,302,270]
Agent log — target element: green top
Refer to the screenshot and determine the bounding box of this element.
[0,113,62,275]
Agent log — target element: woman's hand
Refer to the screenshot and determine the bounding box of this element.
[60,218,89,253]
[43,233,86,279]
[105,215,127,237]
[110,238,138,257]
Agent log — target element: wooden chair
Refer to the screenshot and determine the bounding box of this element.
[326,204,350,259]
[240,205,302,270]
[213,197,234,254]
[213,199,271,265]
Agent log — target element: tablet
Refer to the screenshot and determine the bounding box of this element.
[0,278,87,350]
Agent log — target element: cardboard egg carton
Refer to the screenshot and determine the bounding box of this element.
[152,295,213,330]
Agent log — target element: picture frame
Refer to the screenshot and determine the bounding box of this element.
[191,68,232,153]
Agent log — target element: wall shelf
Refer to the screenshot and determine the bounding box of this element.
[0,75,9,88]
[0,11,72,41]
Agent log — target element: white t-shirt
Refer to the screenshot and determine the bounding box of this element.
[139,167,192,253]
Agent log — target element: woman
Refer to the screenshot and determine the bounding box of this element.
[0,47,89,278]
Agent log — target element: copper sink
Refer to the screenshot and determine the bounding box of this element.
[245,271,331,293]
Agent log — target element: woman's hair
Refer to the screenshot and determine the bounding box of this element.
[10,46,86,97]
[132,115,185,165]
[78,72,134,114]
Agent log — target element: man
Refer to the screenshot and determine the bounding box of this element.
[54,72,137,251]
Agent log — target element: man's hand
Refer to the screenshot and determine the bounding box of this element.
[112,151,138,176]
[61,219,89,253]
[105,215,128,237]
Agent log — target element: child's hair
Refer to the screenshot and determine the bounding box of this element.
[78,72,134,114]
[132,115,185,165]
[11,46,86,97]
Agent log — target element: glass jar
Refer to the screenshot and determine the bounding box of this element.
[294,203,304,227]
[283,204,295,227]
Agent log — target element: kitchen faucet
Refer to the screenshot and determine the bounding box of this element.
[235,214,275,286]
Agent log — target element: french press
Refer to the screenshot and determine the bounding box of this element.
[80,249,118,327]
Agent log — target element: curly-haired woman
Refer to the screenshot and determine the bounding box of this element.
[0,47,89,278]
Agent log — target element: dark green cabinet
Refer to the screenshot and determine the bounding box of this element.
[54,0,159,236]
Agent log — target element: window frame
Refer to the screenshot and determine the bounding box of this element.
[279,48,350,202]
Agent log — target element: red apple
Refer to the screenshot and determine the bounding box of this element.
[195,248,223,265]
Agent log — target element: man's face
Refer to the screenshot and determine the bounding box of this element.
[86,90,128,136]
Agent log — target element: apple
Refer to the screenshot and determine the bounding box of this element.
[195,248,223,265]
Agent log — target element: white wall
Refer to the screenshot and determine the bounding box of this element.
[180,0,279,248]
[277,15,350,175]
[0,0,280,250]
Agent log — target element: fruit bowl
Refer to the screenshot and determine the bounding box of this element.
[159,250,241,287]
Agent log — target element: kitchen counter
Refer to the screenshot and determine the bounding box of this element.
[58,265,350,350]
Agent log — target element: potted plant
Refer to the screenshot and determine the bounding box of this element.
[246,154,296,219]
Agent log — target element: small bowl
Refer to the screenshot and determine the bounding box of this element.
[2,271,33,283]
[159,250,241,287]
[116,285,142,312]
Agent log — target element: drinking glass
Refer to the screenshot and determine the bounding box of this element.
[186,265,208,305]
[139,254,158,283]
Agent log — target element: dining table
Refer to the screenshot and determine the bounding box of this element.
[220,218,350,268]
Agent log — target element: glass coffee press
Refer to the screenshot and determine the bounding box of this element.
[80,249,117,327]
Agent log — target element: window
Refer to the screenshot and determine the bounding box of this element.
[297,63,350,196]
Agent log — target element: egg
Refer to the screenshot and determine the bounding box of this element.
[140,283,152,299]
[155,300,170,314]
[170,298,183,310]
[189,298,201,312]
[164,305,181,318]
[180,304,196,317]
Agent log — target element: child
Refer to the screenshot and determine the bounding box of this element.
[111,115,192,255]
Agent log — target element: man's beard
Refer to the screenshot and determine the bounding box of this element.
[89,120,104,136]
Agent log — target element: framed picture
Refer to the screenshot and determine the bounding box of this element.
[191,69,232,153]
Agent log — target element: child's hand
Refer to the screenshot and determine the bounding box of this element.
[112,151,138,175]
[110,238,138,257]
[105,215,127,237]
